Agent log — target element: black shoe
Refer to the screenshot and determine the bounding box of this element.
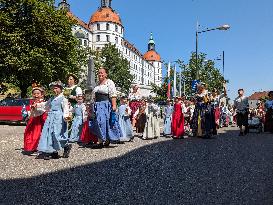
[91,143,103,149]
[239,132,244,136]
[35,153,44,159]
[51,152,60,159]
[103,139,110,147]
[43,153,51,160]
[63,144,72,158]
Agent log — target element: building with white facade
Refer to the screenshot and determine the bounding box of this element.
[59,0,162,96]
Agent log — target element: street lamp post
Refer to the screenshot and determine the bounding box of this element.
[195,24,230,80]
[215,50,225,78]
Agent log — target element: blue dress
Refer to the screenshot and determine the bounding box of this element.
[69,103,85,142]
[163,105,173,135]
[118,104,133,141]
[37,95,69,153]
[91,99,121,142]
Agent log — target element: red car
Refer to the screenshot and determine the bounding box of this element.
[0,98,33,123]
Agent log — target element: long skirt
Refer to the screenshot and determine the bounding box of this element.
[119,116,133,141]
[129,101,141,121]
[163,116,172,135]
[264,109,273,133]
[69,116,83,142]
[214,107,220,128]
[91,100,121,142]
[135,113,147,133]
[80,121,98,144]
[143,114,160,139]
[24,113,47,152]
[191,103,215,138]
[37,111,68,153]
[172,113,185,138]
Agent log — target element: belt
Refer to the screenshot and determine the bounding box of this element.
[95,93,110,102]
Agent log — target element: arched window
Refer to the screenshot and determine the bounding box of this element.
[106,23,110,30]
[97,23,100,30]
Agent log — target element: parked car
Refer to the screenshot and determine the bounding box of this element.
[0,98,33,123]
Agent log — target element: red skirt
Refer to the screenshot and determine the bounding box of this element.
[172,113,185,138]
[24,113,47,152]
[214,107,220,128]
[129,101,141,121]
[80,121,98,144]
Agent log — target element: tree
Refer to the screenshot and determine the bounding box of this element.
[152,52,226,100]
[92,44,133,94]
[0,0,87,97]
[177,52,226,94]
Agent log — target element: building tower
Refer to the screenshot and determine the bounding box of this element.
[58,0,70,11]
[89,0,124,51]
[143,33,162,86]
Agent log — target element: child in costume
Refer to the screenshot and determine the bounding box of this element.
[118,96,133,142]
[36,81,71,160]
[69,95,87,142]
[23,86,47,154]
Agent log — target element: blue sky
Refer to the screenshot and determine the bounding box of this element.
[60,0,273,99]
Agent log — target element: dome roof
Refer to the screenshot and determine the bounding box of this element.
[89,7,122,26]
[143,50,161,62]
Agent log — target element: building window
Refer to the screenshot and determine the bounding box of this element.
[84,40,87,46]
[115,25,118,32]
[106,35,110,42]
[97,23,100,30]
[78,39,82,46]
[106,23,110,30]
[115,37,118,44]
[96,35,100,42]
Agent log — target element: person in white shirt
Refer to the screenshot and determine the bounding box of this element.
[90,67,121,148]
[233,88,249,136]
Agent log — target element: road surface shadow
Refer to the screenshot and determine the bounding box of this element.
[1,129,273,205]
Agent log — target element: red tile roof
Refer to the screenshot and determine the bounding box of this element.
[248,91,269,100]
[123,39,143,57]
[67,11,90,31]
[89,7,122,26]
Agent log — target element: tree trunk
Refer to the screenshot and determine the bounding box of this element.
[20,85,28,98]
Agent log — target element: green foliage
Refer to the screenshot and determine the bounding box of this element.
[92,44,133,94]
[152,52,226,100]
[0,0,87,97]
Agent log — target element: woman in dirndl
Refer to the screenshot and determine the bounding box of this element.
[90,68,122,148]
[23,86,47,154]
[264,91,273,133]
[36,81,72,160]
[129,85,141,126]
[191,83,215,138]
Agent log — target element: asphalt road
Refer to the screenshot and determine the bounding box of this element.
[0,125,273,205]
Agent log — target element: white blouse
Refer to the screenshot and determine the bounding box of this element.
[92,79,117,101]
[66,85,83,96]
[128,92,141,101]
